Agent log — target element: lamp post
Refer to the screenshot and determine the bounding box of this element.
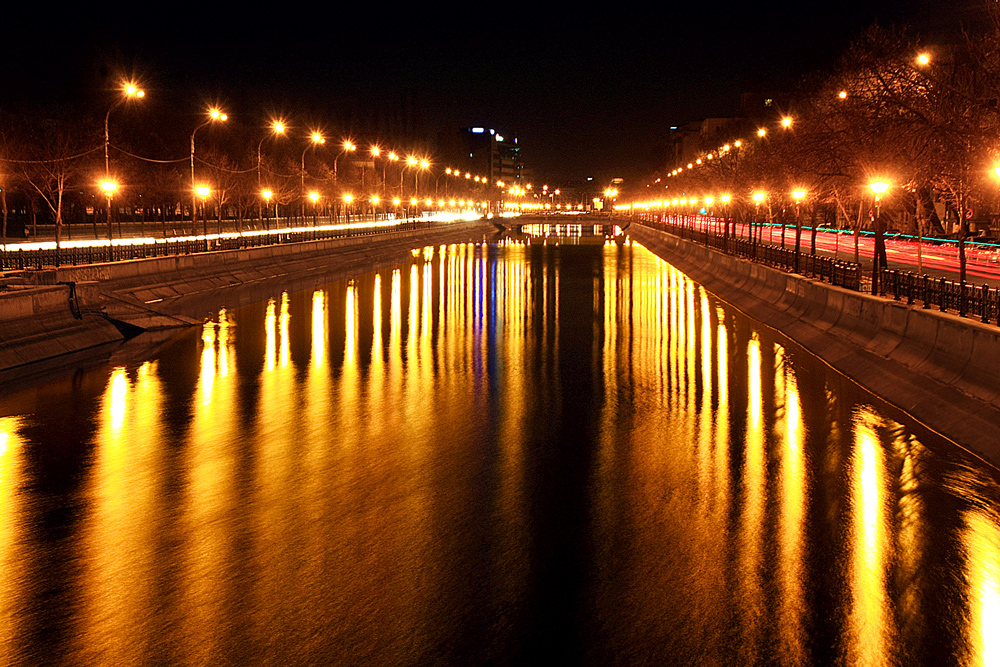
[387,151,400,199]
[792,189,806,272]
[258,120,286,226]
[300,131,325,223]
[101,180,118,261]
[721,194,732,247]
[308,191,320,228]
[104,83,144,180]
[869,181,890,295]
[191,107,227,235]
[752,192,766,253]
[342,194,353,223]
[334,140,356,189]
[262,189,273,232]
[197,185,211,247]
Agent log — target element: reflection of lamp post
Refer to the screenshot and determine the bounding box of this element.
[101,180,118,261]
[191,108,226,235]
[869,181,890,295]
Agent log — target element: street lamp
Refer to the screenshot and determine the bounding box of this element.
[104,82,144,183]
[752,191,766,250]
[792,189,806,270]
[308,191,320,227]
[262,189,273,231]
[869,181,890,294]
[258,119,287,225]
[196,185,211,241]
[101,180,118,260]
[301,131,325,221]
[191,107,227,235]
[334,140,356,190]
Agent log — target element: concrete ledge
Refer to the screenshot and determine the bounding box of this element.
[629,224,1000,465]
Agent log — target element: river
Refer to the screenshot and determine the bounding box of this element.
[0,236,997,665]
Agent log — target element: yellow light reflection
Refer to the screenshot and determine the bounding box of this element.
[738,334,766,663]
[847,409,894,666]
[776,344,807,666]
[265,298,277,372]
[312,290,327,367]
[108,367,128,431]
[279,292,290,368]
[0,418,25,665]
[963,509,1000,667]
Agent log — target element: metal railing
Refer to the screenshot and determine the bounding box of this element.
[0,218,444,271]
[633,215,863,291]
[631,214,1000,329]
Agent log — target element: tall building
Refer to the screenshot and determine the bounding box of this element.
[444,126,524,187]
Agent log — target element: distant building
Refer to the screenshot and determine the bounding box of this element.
[442,126,524,186]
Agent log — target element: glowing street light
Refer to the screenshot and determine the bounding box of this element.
[99,180,119,258]
[104,82,144,177]
[332,140,356,193]
[791,189,807,265]
[781,116,793,128]
[257,119,287,225]
[191,106,227,234]
[301,131,325,220]
[757,128,767,138]
[916,52,931,66]
[869,181,890,293]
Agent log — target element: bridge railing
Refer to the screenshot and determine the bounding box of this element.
[630,214,1000,328]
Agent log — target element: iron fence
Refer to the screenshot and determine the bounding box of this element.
[631,215,1000,329]
[0,219,430,271]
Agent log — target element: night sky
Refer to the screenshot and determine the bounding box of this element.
[0,2,974,186]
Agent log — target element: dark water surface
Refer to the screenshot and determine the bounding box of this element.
[1,239,998,666]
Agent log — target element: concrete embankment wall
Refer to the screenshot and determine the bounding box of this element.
[629,224,1000,464]
[1,221,492,379]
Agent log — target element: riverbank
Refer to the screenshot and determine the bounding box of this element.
[629,223,1000,466]
[0,220,493,386]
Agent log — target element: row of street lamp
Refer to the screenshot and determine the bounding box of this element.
[99,81,545,238]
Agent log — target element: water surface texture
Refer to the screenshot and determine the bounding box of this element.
[1,239,998,665]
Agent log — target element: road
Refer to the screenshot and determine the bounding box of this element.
[670,216,1000,288]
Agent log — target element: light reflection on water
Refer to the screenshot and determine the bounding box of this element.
[0,239,998,665]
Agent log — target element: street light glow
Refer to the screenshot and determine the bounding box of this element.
[869,181,890,195]
[101,180,118,193]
